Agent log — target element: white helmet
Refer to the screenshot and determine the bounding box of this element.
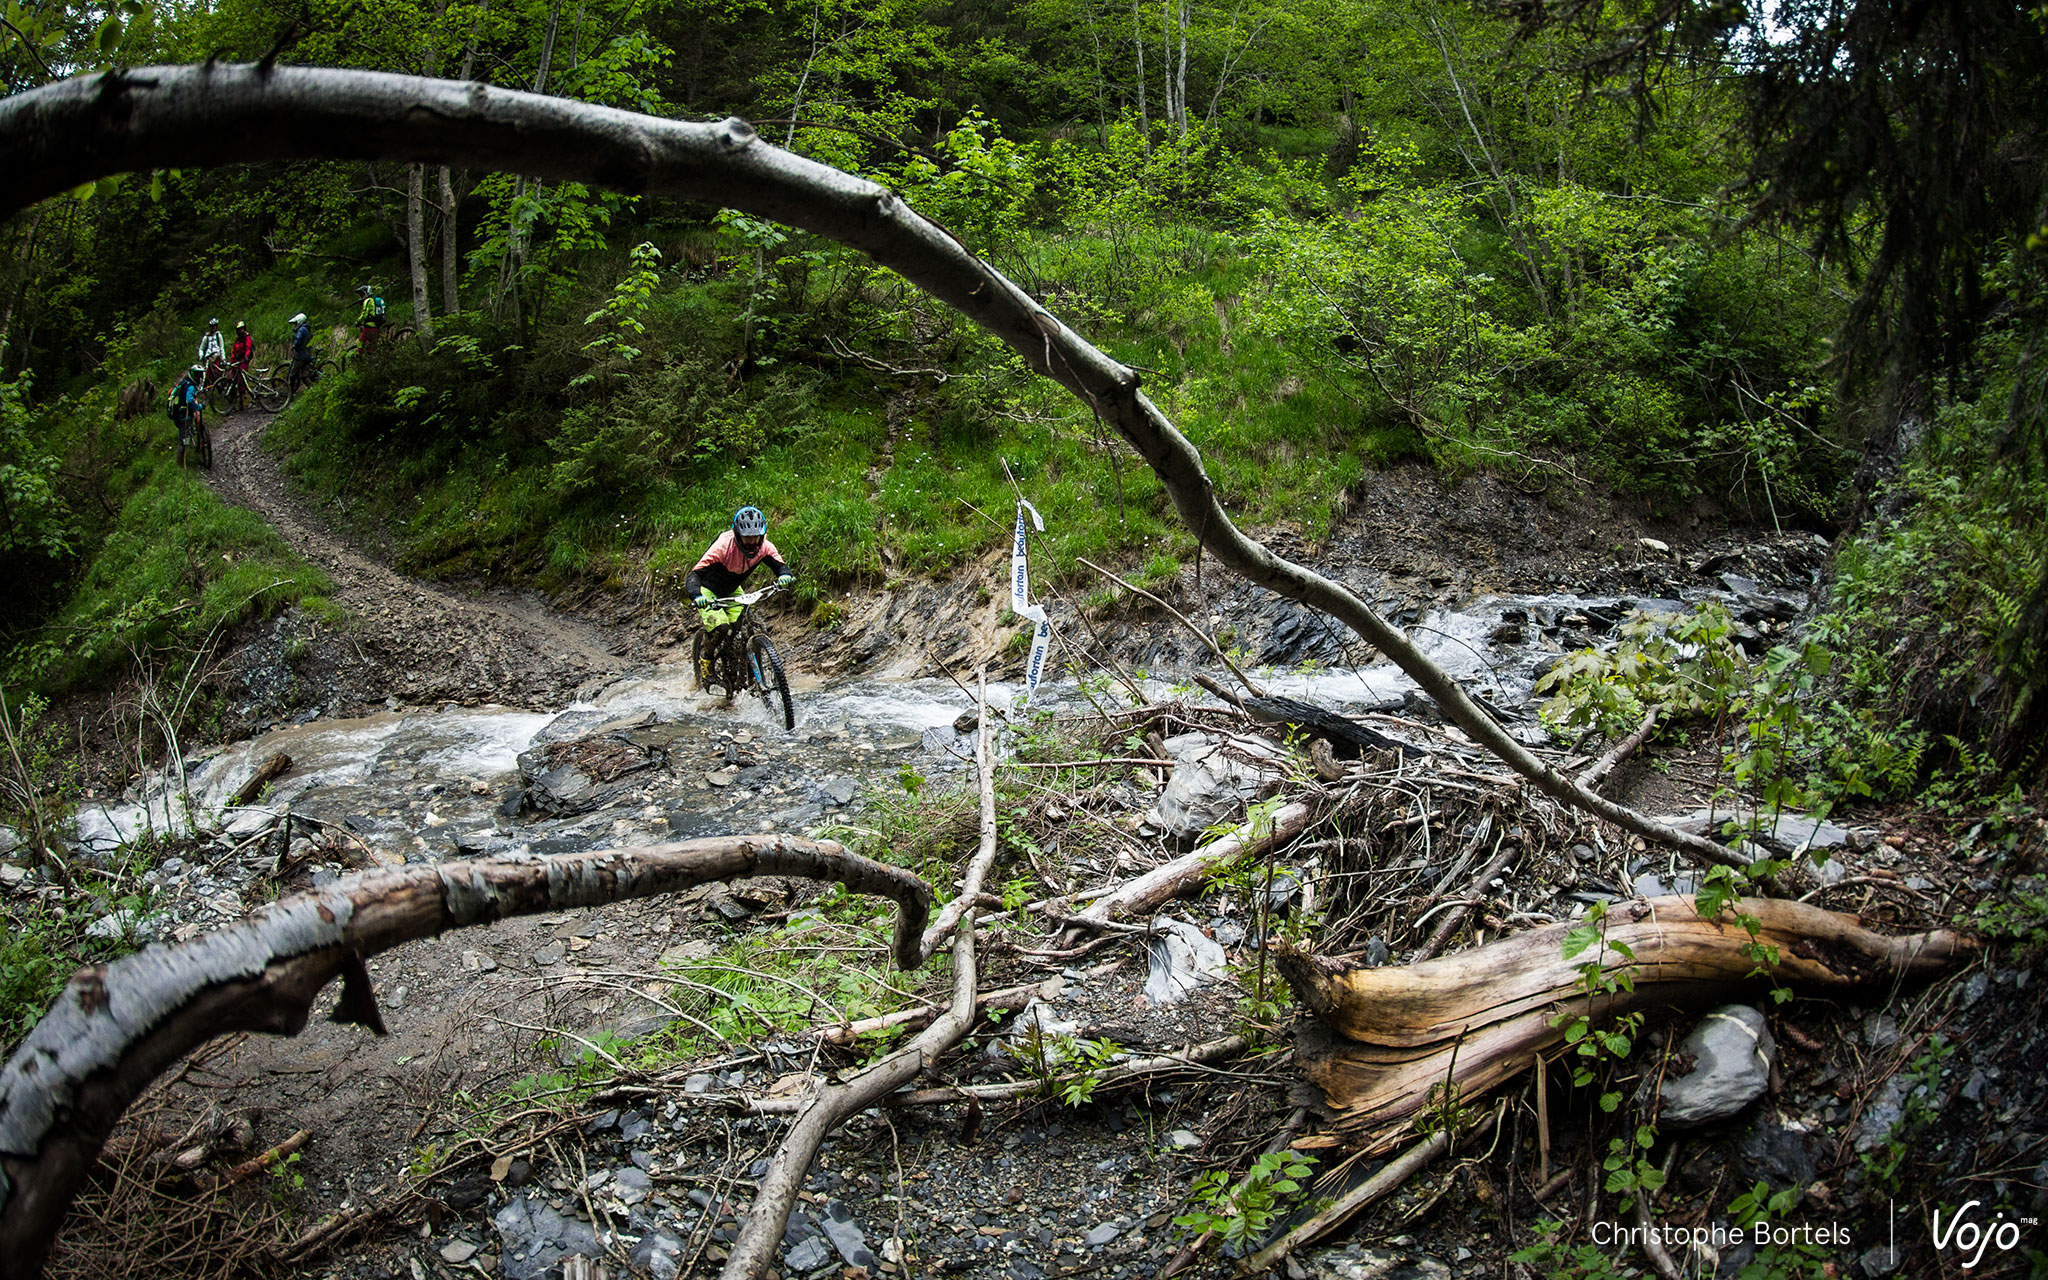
[732,506,768,537]
[288,313,307,324]
[207,317,220,326]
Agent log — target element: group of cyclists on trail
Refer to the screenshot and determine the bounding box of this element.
[165,284,791,719]
[167,285,387,467]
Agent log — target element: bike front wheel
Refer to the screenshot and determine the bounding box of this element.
[194,417,213,470]
[747,634,795,730]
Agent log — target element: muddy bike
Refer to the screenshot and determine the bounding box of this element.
[177,405,212,470]
[691,585,796,730]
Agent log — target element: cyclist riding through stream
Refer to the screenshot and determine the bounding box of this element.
[685,506,794,684]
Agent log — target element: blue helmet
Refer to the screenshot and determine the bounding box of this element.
[733,506,767,537]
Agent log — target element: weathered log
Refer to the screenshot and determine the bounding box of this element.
[1279,895,1970,1144]
[228,752,292,808]
[0,837,932,1279]
[0,64,1751,877]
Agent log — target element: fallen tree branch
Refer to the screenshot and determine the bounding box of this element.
[1411,836,1520,963]
[0,836,932,1278]
[196,1128,310,1192]
[1278,896,1970,1143]
[1076,800,1319,925]
[1578,709,1657,793]
[816,977,1064,1047]
[719,673,1001,1280]
[744,1034,1251,1113]
[228,752,293,808]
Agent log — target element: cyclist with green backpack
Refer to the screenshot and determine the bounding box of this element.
[355,284,386,351]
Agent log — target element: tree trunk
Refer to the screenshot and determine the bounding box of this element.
[1278,895,1970,1147]
[1132,0,1147,134]
[406,163,433,338]
[438,166,459,312]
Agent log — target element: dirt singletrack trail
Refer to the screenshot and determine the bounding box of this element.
[204,406,637,713]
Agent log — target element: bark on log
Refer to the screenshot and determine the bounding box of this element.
[0,836,931,1280]
[1279,895,1969,1144]
[0,64,1749,875]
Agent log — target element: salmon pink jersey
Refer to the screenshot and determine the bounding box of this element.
[694,530,783,575]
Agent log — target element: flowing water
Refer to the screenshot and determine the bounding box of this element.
[70,584,1794,864]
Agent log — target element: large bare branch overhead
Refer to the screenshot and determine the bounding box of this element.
[4,65,1744,850]
[0,837,933,1280]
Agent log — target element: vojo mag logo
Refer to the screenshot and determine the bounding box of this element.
[1931,1200,2034,1269]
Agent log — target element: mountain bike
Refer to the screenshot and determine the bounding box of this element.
[203,361,249,413]
[177,404,212,470]
[691,585,796,730]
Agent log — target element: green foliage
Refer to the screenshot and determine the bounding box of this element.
[1005,1029,1124,1107]
[1173,1151,1318,1251]
[1510,1220,1642,1278]
[1552,902,1644,1114]
[0,373,76,561]
[1536,603,1746,741]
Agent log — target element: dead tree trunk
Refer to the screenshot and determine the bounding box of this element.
[0,836,932,1279]
[1277,895,1970,1147]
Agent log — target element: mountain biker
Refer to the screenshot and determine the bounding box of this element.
[684,506,794,676]
[288,312,314,388]
[168,364,204,467]
[355,285,386,351]
[229,320,255,373]
[196,318,226,371]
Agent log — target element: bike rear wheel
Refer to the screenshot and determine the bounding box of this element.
[747,634,795,730]
[251,369,286,412]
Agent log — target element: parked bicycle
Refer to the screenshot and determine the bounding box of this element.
[692,584,796,730]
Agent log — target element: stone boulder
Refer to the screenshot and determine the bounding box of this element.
[1658,1004,1777,1128]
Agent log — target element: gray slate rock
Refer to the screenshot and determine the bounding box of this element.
[820,1200,876,1269]
[1085,1222,1122,1247]
[493,1195,602,1280]
[1305,1244,1452,1279]
[1154,734,1287,840]
[631,1231,685,1280]
[785,1236,833,1272]
[1659,1005,1776,1128]
[1143,918,1229,1006]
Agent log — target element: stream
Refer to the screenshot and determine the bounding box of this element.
[70,571,1813,880]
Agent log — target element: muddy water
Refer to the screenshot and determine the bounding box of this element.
[70,585,1783,862]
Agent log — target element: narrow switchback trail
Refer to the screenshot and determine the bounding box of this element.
[205,406,639,716]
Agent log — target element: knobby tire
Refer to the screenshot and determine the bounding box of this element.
[194,417,213,470]
[748,634,795,731]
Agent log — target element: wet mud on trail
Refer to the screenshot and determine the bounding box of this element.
[204,406,638,724]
